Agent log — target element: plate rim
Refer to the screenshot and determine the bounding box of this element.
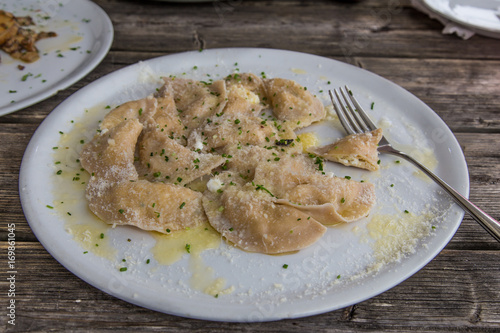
[19,47,469,322]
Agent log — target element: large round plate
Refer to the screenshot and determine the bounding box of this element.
[421,0,500,38]
[0,0,113,116]
[20,48,469,322]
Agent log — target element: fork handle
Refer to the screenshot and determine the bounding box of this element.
[380,146,500,242]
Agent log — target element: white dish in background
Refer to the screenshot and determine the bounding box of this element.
[421,0,500,38]
[0,0,113,117]
[20,48,469,322]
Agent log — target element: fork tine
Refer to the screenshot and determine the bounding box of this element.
[338,88,368,133]
[329,90,356,135]
[344,85,378,132]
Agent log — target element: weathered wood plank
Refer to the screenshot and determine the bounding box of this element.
[0,243,498,332]
[90,0,500,60]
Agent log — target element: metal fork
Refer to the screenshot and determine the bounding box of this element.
[329,87,500,242]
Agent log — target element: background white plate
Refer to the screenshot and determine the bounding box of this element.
[20,48,469,322]
[422,0,500,38]
[0,0,113,117]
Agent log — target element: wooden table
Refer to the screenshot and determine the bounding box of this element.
[1,0,499,331]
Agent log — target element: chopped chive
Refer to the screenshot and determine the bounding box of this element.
[255,184,275,197]
[21,73,33,81]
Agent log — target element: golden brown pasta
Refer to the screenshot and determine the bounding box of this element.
[309,128,383,171]
[80,73,377,254]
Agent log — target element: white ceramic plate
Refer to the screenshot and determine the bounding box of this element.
[421,0,500,38]
[20,48,469,322]
[0,0,113,117]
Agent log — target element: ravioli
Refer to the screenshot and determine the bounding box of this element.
[81,99,208,233]
[309,128,383,171]
[223,73,266,115]
[100,96,157,132]
[160,77,227,130]
[138,128,224,184]
[80,72,377,254]
[87,179,206,233]
[186,113,295,153]
[248,152,376,224]
[80,119,142,182]
[202,185,326,254]
[277,175,376,224]
[264,78,326,129]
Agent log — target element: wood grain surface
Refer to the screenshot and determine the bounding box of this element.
[1,0,499,331]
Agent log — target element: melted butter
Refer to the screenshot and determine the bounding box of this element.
[151,224,221,265]
[291,68,307,75]
[297,132,319,152]
[366,212,433,263]
[52,104,116,259]
[396,144,438,182]
[189,252,234,296]
[66,221,116,260]
[40,35,83,54]
[152,224,233,296]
